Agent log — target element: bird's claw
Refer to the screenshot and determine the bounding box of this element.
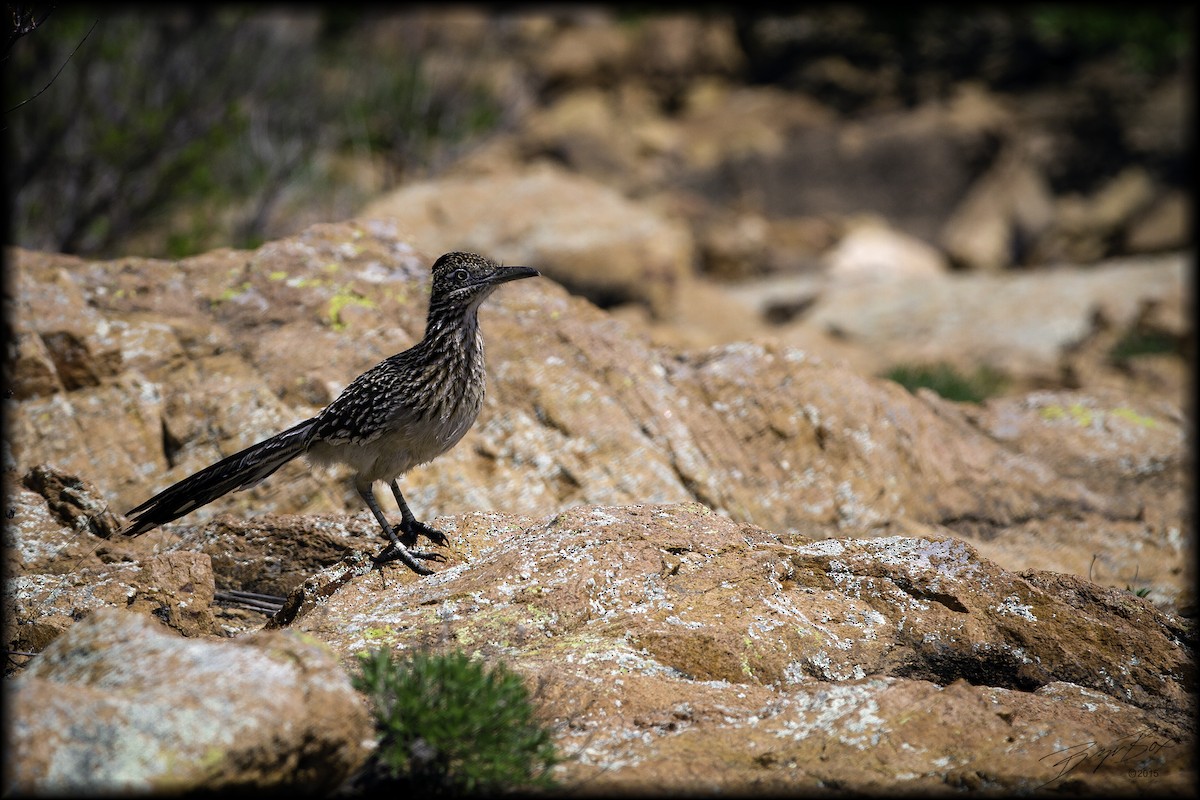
[400,520,450,548]
[371,544,435,575]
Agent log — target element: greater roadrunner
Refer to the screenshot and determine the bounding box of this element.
[122,252,539,575]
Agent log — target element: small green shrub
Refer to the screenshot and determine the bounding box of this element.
[1108,329,1180,363]
[352,648,558,795]
[884,362,1009,404]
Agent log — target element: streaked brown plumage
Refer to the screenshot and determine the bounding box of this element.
[122,252,539,574]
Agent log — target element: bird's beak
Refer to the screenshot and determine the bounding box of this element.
[488,265,540,285]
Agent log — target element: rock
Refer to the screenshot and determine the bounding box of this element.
[1124,189,1188,254]
[5,608,371,795]
[20,464,122,540]
[4,466,164,578]
[761,215,840,275]
[939,143,1056,271]
[959,388,1190,607]
[6,219,1193,794]
[673,83,835,169]
[514,13,747,181]
[625,13,745,86]
[7,227,1188,617]
[7,325,65,401]
[189,513,398,598]
[517,87,648,181]
[6,545,222,662]
[1085,168,1157,233]
[361,163,694,317]
[1035,168,1157,264]
[607,276,771,353]
[690,206,837,282]
[525,10,631,88]
[129,550,219,636]
[10,7,1190,283]
[10,255,120,393]
[796,253,1187,381]
[697,212,769,280]
[679,99,991,244]
[288,503,1194,794]
[7,563,143,661]
[263,551,379,629]
[580,677,1192,794]
[1121,71,1188,166]
[971,390,1186,495]
[6,225,436,521]
[6,267,302,519]
[823,218,948,282]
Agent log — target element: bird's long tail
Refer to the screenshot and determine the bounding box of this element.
[123,418,317,536]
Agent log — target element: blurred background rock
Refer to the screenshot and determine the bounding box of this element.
[8,5,1190,397]
[7,5,1189,265]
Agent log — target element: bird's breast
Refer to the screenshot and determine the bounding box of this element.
[306,325,488,483]
[395,335,486,464]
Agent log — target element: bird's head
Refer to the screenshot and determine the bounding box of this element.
[429,252,540,310]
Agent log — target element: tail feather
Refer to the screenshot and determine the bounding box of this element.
[123,418,317,536]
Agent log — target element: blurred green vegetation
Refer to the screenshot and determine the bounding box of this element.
[1030,5,1191,73]
[5,5,1190,259]
[6,7,506,257]
[1107,328,1182,363]
[884,362,1011,404]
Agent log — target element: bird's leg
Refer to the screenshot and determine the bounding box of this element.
[390,480,450,547]
[357,485,445,575]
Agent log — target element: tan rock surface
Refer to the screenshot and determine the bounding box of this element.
[939,143,1056,272]
[4,465,233,657]
[288,503,1193,794]
[361,163,694,317]
[793,253,1187,381]
[823,219,949,282]
[5,224,1191,794]
[960,388,1191,608]
[6,223,1189,607]
[5,608,372,796]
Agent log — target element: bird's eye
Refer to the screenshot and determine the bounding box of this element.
[452,268,469,283]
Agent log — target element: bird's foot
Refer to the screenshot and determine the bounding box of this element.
[399,519,450,548]
[371,543,446,576]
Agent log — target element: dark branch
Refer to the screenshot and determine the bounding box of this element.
[4,3,55,58]
[4,12,96,115]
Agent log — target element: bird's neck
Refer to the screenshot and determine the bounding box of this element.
[420,304,484,364]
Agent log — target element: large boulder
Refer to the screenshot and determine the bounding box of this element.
[288,503,1194,794]
[5,608,372,795]
[794,252,1187,382]
[5,223,1192,794]
[361,163,694,317]
[5,223,1189,612]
